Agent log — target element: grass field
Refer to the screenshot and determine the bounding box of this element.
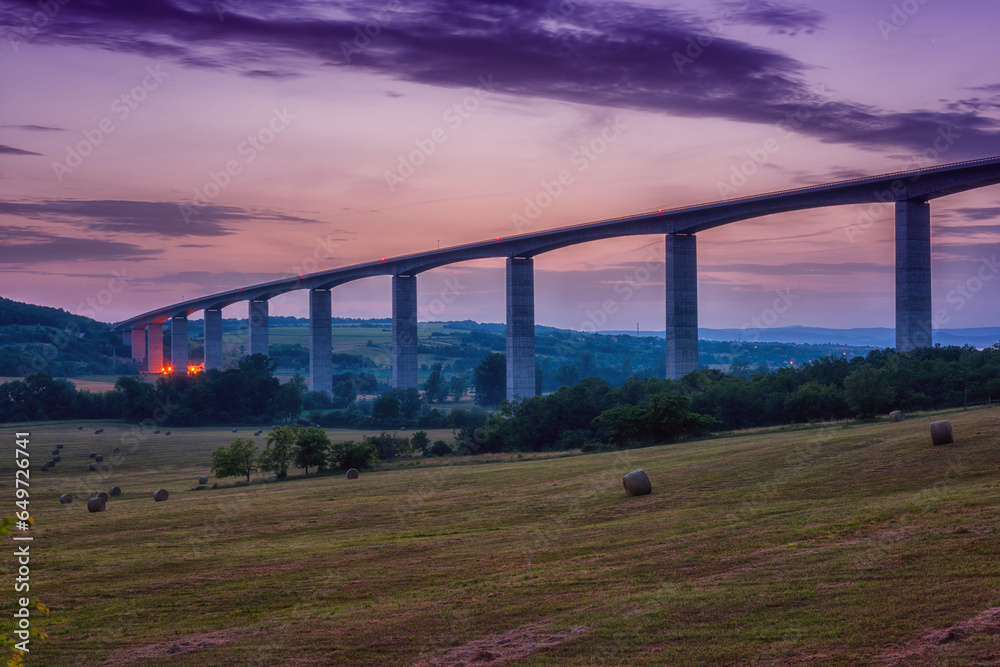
[3,410,999,665]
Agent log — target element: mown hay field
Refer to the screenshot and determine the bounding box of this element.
[2,409,998,665]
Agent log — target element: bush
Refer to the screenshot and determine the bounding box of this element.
[328,440,377,470]
[427,440,452,457]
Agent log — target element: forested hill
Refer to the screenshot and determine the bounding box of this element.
[0,296,106,331]
[0,297,127,376]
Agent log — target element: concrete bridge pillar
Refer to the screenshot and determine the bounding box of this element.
[506,256,536,401]
[392,275,419,389]
[896,199,933,351]
[204,308,223,371]
[147,323,163,373]
[170,316,188,372]
[249,299,269,357]
[665,233,698,380]
[130,328,145,362]
[310,288,333,395]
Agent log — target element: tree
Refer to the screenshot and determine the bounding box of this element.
[238,353,280,417]
[399,387,423,419]
[114,375,156,421]
[423,363,446,402]
[332,380,356,408]
[473,352,506,406]
[273,381,303,423]
[211,438,258,484]
[372,392,400,421]
[294,426,331,475]
[449,374,468,402]
[844,365,895,418]
[259,426,296,478]
[410,430,430,454]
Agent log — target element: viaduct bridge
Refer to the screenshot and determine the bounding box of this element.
[111,155,1000,400]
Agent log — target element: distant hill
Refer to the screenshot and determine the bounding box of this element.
[606,325,1000,349]
[0,296,106,331]
[0,296,128,376]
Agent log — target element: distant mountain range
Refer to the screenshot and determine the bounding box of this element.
[605,326,1000,349]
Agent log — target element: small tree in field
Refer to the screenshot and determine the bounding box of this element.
[294,426,331,475]
[410,430,430,454]
[211,438,258,484]
[259,426,296,478]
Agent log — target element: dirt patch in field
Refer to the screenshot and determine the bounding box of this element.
[101,628,255,665]
[412,622,587,666]
[878,606,1000,664]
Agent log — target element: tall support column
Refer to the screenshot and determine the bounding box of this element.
[249,299,269,357]
[147,323,163,373]
[896,199,933,351]
[130,328,145,362]
[392,275,419,389]
[506,256,536,400]
[204,308,223,371]
[665,233,699,380]
[170,315,188,372]
[310,288,333,395]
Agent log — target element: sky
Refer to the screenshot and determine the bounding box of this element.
[2,0,1000,333]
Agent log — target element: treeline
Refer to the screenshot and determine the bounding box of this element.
[451,345,1000,452]
[0,355,292,425]
[210,426,452,484]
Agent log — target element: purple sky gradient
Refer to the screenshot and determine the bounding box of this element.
[1,0,999,331]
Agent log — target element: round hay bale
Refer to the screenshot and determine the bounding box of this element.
[40,464,49,472]
[232,428,238,433]
[56,444,63,449]
[112,447,120,454]
[198,476,208,485]
[99,428,104,434]
[53,455,61,462]
[153,430,160,434]
[622,469,652,497]
[889,410,904,422]
[109,486,122,497]
[95,455,103,462]
[87,497,106,513]
[164,431,171,435]
[46,460,55,467]
[153,489,169,502]
[346,468,359,480]
[930,420,954,445]
[59,494,72,504]
[51,449,59,456]
[94,429,100,435]
[92,491,109,501]
[89,452,97,459]
[78,425,83,430]
[88,463,97,471]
